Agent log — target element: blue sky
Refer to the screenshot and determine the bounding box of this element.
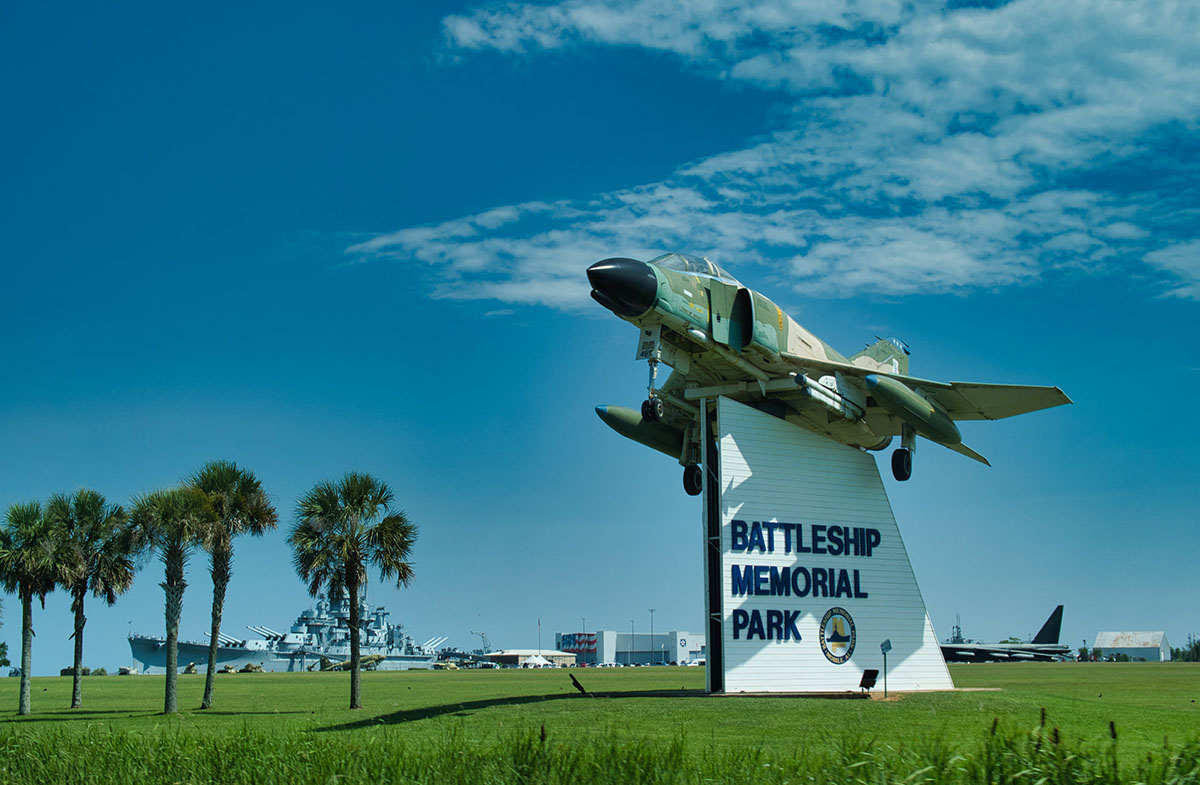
[1,0,1197,675]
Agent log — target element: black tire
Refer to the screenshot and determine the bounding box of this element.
[651,397,665,421]
[641,399,654,421]
[683,464,703,496]
[891,448,912,481]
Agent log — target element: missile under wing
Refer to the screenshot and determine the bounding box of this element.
[587,253,1071,493]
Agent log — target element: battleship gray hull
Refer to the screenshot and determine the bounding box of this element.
[128,591,438,674]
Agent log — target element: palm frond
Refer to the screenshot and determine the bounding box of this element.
[0,501,60,600]
[44,488,133,605]
[188,460,279,548]
[289,513,342,597]
[367,512,417,588]
[131,486,212,559]
[289,473,417,605]
[337,472,393,524]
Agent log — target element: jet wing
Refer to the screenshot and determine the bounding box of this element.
[781,353,953,389]
[940,644,1071,663]
[780,352,1071,421]
[924,383,1072,421]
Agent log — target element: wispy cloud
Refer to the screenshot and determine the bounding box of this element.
[1144,240,1200,300]
[353,0,1200,307]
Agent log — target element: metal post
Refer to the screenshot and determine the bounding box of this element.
[701,398,724,693]
[649,608,655,664]
[880,639,892,699]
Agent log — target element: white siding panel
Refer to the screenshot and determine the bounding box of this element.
[717,397,953,693]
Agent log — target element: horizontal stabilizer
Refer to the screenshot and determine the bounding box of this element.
[941,441,990,466]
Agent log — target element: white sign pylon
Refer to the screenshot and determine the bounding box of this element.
[709,397,953,693]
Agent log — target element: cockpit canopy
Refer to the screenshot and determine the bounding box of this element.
[648,253,739,285]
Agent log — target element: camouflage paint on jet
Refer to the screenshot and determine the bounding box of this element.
[588,253,1071,494]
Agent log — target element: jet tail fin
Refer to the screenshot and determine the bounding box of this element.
[850,337,909,376]
[1032,605,1064,645]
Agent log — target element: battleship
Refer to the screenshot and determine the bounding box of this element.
[128,591,442,673]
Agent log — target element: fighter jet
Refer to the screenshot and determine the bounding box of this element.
[323,653,386,672]
[588,253,1070,494]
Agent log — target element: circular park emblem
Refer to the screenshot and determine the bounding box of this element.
[819,607,856,664]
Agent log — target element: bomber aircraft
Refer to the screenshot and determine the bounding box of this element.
[588,253,1071,495]
[940,606,1070,663]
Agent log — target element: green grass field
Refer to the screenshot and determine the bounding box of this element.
[1,663,1198,783]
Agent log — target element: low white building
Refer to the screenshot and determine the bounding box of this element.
[483,649,576,667]
[1093,631,1171,661]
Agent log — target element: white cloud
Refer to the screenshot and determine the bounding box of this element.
[1145,241,1200,300]
[443,0,924,59]
[352,0,1200,306]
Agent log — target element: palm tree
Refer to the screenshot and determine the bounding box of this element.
[289,473,416,709]
[130,487,210,715]
[0,502,62,715]
[187,460,278,710]
[46,489,136,709]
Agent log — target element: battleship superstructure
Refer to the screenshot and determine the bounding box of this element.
[128,591,440,673]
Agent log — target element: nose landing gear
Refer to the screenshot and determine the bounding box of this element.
[682,463,703,496]
[639,342,667,421]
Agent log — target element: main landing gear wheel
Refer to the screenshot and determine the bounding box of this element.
[641,397,664,422]
[891,448,912,482]
[683,463,703,496]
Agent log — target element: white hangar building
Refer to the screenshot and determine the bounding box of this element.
[556,630,706,666]
[1093,631,1171,661]
[483,649,576,668]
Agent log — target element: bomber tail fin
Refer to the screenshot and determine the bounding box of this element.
[1032,605,1064,645]
[851,337,910,376]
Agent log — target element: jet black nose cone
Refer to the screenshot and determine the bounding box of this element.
[587,257,657,317]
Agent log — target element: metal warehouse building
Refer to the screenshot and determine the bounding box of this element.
[1093,631,1171,661]
[556,630,706,665]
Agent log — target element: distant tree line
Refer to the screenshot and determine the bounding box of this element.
[1077,641,1199,663]
[0,463,415,716]
[1171,634,1200,662]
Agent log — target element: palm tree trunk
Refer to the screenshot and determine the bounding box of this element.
[19,588,33,716]
[71,584,87,709]
[347,567,362,709]
[200,544,231,710]
[162,547,186,715]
